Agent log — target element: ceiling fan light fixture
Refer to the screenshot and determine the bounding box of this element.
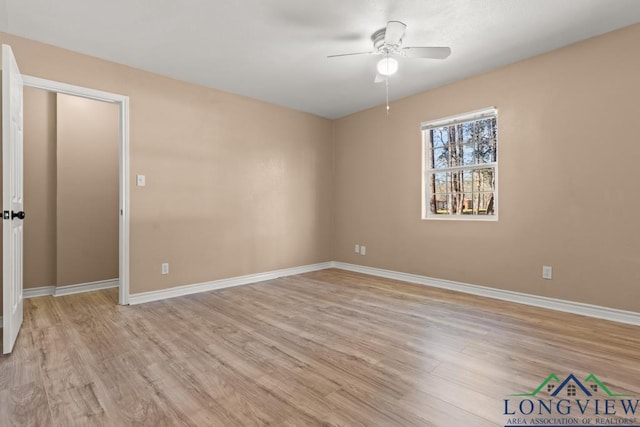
[377,57,398,76]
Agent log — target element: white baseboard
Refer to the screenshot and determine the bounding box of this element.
[129,262,333,305]
[23,279,119,299]
[54,279,119,297]
[332,262,640,327]
[23,286,55,298]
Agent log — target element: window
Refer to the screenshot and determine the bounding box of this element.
[567,384,577,397]
[422,108,498,220]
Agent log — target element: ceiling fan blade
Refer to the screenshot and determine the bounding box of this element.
[403,46,452,59]
[385,21,406,45]
[374,73,385,83]
[327,51,375,58]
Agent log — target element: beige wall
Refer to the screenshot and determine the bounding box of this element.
[0,30,334,308]
[56,94,119,286]
[19,90,119,292]
[23,88,57,289]
[333,24,640,312]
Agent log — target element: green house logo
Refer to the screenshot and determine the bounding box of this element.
[511,373,632,397]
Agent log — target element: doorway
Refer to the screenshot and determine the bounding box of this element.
[22,76,130,305]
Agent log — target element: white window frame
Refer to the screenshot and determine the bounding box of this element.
[421,107,498,221]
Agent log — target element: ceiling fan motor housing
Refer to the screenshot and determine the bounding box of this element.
[371,28,403,55]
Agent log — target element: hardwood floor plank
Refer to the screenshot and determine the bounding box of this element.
[33,325,95,395]
[324,387,421,427]
[23,297,62,330]
[0,382,52,426]
[74,339,194,426]
[398,389,496,427]
[47,382,108,427]
[0,329,42,391]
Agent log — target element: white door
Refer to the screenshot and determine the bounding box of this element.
[2,44,24,355]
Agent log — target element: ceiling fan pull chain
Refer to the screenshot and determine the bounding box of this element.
[386,74,390,115]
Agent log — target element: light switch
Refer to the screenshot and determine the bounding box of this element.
[136,174,146,187]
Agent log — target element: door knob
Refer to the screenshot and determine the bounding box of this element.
[11,211,25,220]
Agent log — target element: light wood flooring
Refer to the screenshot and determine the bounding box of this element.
[1,268,639,426]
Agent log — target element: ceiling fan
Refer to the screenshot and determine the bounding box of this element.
[328,21,452,83]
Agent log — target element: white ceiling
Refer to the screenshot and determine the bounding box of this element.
[1,0,639,118]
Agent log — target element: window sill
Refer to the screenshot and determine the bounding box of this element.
[422,215,498,221]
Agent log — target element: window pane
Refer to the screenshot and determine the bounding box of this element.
[432,147,448,169]
[462,143,475,166]
[450,193,465,214]
[462,122,474,144]
[431,128,448,149]
[461,170,473,193]
[477,143,495,164]
[430,122,496,166]
[433,172,449,194]
[472,193,481,214]
[461,193,474,214]
[474,168,496,192]
[432,193,448,214]
[452,171,465,195]
[479,118,497,163]
[474,192,496,215]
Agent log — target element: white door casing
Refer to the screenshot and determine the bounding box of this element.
[2,44,25,355]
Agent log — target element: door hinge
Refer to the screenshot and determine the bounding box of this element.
[3,211,9,220]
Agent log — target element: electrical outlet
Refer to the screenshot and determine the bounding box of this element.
[136,174,146,187]
[354,244,360,254]
[360,246,367,256]
[542,265,552,280]
[161,263,169,275]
